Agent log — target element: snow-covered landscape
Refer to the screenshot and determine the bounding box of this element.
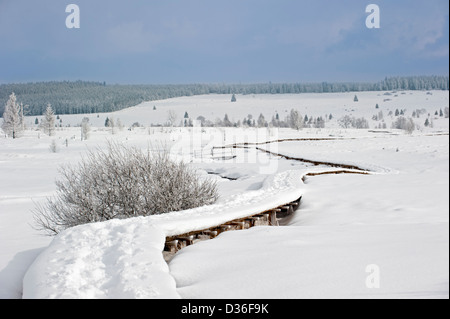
[0,90,448,299]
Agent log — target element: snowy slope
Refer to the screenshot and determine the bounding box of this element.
[25,91,449,130]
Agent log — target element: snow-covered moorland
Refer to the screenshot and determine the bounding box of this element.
[0,90,449,299]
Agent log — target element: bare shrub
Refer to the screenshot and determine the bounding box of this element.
[33,142,218,235]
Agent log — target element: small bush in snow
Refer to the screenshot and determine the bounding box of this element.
[33,142,218,235]
[392,116,415,134]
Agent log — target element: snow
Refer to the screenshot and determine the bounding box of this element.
[22,218,179,299]
[1,90,449,299]
[170,133,449,299]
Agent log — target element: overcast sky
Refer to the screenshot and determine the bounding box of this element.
[0,0,448,84]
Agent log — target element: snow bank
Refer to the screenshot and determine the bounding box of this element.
[22,170,305,299]
[23,218,180,299]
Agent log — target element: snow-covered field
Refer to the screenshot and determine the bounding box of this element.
[0,91,448,299]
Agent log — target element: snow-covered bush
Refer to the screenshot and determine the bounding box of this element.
[33,142,218,235]
[338,115,369,129]
[392,116,416,134]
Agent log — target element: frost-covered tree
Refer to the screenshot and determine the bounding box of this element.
[314,116,326,128]
[338,115,369,129]
[289,109,303,130]
[338,115,353,128]
[167,110,177,127]
[105,116,116,134]
[32,142,218,235]
[2,92,24,138]
[392,116,415,134]
[353,117,369,129]
[257,113,267,127]
[81,117,90,140]
[41,104,56,136]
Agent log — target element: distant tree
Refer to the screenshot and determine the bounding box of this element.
[304,115,309,123]
[105,116,116,134]
[81,117,90,140]
[444,107,449,118]
[184,111,189,119]
[196,116,206,126]
[424,118,430,127]
[257,113,267,127]
[392,116,415,134]
[354,117,369,129]
[395,109,400,116]
[354,95,359,102]
[231,94,237,102]
[153,106,157,110]
[375,104,379,109]
[35,117,39,125]
[167,110,177,127]
[41,104,56,136]
[289,109,303,130]
[329,114,333,120]
[223,114,232,127]
[439,109,443,117]
[1,92,24,139]
[314,116,326,128]
[338,115,353,129]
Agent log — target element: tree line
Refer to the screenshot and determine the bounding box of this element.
[1,76,448,117]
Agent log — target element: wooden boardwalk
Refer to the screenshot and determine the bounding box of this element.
[163,196,302,262]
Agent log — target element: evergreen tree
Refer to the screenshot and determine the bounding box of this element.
[257,113,267,127]
[231,94,237,102]
[223,114,232,127]
[1,92,23,138]
[41,104,56,136]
